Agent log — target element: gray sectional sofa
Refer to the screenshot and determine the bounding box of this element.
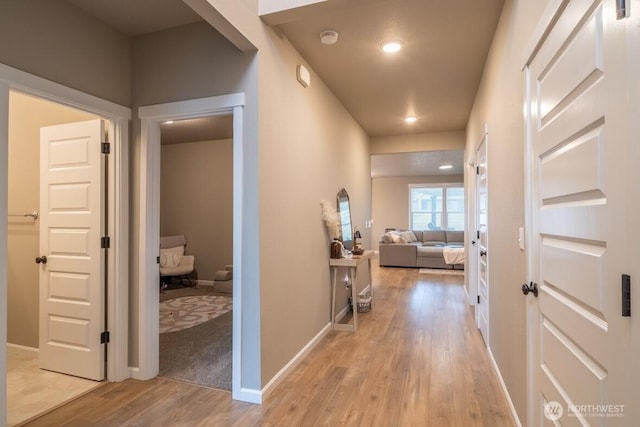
[379,229,464,269]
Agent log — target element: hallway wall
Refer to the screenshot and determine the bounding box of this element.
[0,0,131,106]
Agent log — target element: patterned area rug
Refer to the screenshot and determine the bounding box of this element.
[419,268,464,276]
[160,295,232,334]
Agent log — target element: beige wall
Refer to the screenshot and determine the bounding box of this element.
[465,0,550,422]
[160,139,233,282]
[129,22,259,376]
[7,92,97,348]
[0,0,131,106]
[370,130,465,155]
[371,175,463,251]
[258,23,371,385]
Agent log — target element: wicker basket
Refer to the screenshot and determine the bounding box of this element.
[357,293,372,313]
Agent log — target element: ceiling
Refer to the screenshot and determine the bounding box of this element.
[62,0,505,175]
[371,150,464,178]
[65,0,203,36]
[161,116,233,145]
[277,0,504,137]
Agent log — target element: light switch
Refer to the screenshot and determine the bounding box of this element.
[518,227,525,251]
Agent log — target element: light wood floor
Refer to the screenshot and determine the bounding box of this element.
[25,264,514,427]
[7,345,103,426]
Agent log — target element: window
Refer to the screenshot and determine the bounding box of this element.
[409,184,464,231]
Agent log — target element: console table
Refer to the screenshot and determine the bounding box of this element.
[329,250,374,332]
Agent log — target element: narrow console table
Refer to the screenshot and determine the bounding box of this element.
[329,250,374,332]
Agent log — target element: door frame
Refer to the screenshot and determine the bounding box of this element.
[0,63,131,417]
[466,156,478,307]
[473,127,489,340]
[137,94,250,401]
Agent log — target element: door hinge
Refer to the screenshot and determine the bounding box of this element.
[476,166,480,175]
[477,230,480,239]
[477,295,480,304]
[101,236,110,249]
[101,142,111,154]
[622,274,631,316]
[156,256,160,264]
[100,331,110,344]
[616,0,627,19]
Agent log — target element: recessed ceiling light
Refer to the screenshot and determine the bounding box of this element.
[163,120,174,124]
[381,40,403,53]
[439,164,454,170]
[405,116,417,123]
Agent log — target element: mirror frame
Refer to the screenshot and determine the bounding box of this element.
[337,188,353,251]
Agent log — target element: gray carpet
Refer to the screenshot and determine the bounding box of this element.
[159,286,232,391]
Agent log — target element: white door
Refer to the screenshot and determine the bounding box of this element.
[476,136,489,344]
[38,119,106,381]
[525,0,631,424]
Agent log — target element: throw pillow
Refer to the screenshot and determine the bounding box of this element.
[400,231,416,243]
[391,234,407,244]
[380,233,393,244]
[160,252,181,268]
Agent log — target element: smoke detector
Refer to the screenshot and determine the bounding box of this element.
[320,30,339,45]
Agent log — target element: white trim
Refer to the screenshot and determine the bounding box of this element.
[230,104,246,402]
[407,182,464,230]
[487,347,523,427]
[523,61,537,427]
[107,118,130,382]
[466,159,477,307]
[0,63,130,118]
[237,388,262,404]
[0,64,130,403]
[474,129,489,343]
[0,80,8,425]
[261,323,332,402]
[137,94,247,402]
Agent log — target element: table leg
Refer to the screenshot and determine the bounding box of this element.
[350,267,358,331]
[331,266,337,328]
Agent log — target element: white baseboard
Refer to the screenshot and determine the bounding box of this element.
[487,347,523,427]
[6,343,38,352]
[260,322,332,401]
[196,280,214,287]
[234,387,262,404]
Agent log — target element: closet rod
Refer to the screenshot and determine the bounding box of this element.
[8,211,39,220]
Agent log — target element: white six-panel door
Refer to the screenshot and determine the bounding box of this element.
[476,136,489,344]
[39,119,105,381]
[526,0,631,424]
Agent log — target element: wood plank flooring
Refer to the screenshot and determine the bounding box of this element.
[24,264,514,427]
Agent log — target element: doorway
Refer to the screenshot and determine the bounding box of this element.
[137,93,257,403]
[0,65,131,421]
[6,91,105,426]
[158,115,234,390]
